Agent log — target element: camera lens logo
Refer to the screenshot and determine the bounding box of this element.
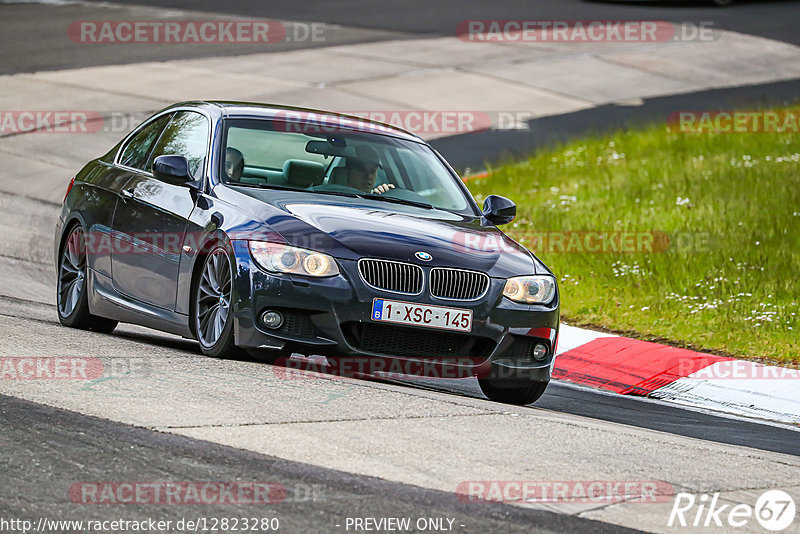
[415,251,433,262]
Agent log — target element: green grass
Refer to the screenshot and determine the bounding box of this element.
[466,106,800,365]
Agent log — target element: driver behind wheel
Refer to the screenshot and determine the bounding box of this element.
[346,145,394,195]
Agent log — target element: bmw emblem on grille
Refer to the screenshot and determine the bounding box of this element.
[415,251,433,262]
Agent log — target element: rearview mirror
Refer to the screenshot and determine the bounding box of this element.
[482,195,516,225]
[305,140,355,158]
[152,155,193,184]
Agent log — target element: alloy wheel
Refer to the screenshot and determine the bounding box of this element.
[196,248,233,347]
[58,226,86,318]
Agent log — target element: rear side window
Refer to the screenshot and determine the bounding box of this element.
[118,114,172,171]
[147,111,210,177]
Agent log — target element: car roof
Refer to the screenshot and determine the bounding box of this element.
[172,100,424,143]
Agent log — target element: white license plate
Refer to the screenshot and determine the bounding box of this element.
[370,298,472,332]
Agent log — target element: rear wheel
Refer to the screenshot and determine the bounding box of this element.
[57,224,118,333]
[194,244,239,358]
[478,378,548,405]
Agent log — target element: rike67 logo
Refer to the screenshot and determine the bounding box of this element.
[669,490,796,531]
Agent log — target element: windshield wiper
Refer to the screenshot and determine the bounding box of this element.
[230,183,360,198]
[358,194,434,210]
[308,189,360,199]
[227,182,287,190]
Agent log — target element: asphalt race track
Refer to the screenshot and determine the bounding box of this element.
[1,394,635,534]
[1,1,799,532]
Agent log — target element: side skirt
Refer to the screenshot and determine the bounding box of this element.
[87,269,193,338]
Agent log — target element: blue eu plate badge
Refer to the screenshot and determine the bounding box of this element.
[372,299,384,320]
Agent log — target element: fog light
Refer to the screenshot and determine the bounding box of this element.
[260,310,284,329]
[532,343,548,361]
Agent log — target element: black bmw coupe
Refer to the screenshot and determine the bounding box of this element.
[55,101,560,405]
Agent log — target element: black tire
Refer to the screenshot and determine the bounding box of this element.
[478,378,548,405]
[192,242,240,358]
[57,224,118,334]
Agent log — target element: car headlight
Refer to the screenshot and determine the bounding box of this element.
[503,275,556,304]
[249,242,339,277]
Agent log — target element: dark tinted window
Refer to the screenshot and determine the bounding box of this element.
[118,114,172,171]
[147,111,210,177]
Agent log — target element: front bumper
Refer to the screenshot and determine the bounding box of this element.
[230,241,560,381]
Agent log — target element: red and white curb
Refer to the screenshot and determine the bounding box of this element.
[554,324,800,426]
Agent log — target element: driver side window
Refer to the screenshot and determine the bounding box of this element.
[146,111,210,177]
[118,114,172,171]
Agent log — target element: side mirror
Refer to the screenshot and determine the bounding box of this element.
[152,155,193,184]
[482,195,516,225]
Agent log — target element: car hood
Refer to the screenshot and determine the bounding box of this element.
[226,188,546,278]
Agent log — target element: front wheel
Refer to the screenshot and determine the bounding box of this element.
[478,378,548,405]
[57,224,118,333]
[193,244,239,358]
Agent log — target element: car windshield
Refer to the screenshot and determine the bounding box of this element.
[220,118,476,215]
